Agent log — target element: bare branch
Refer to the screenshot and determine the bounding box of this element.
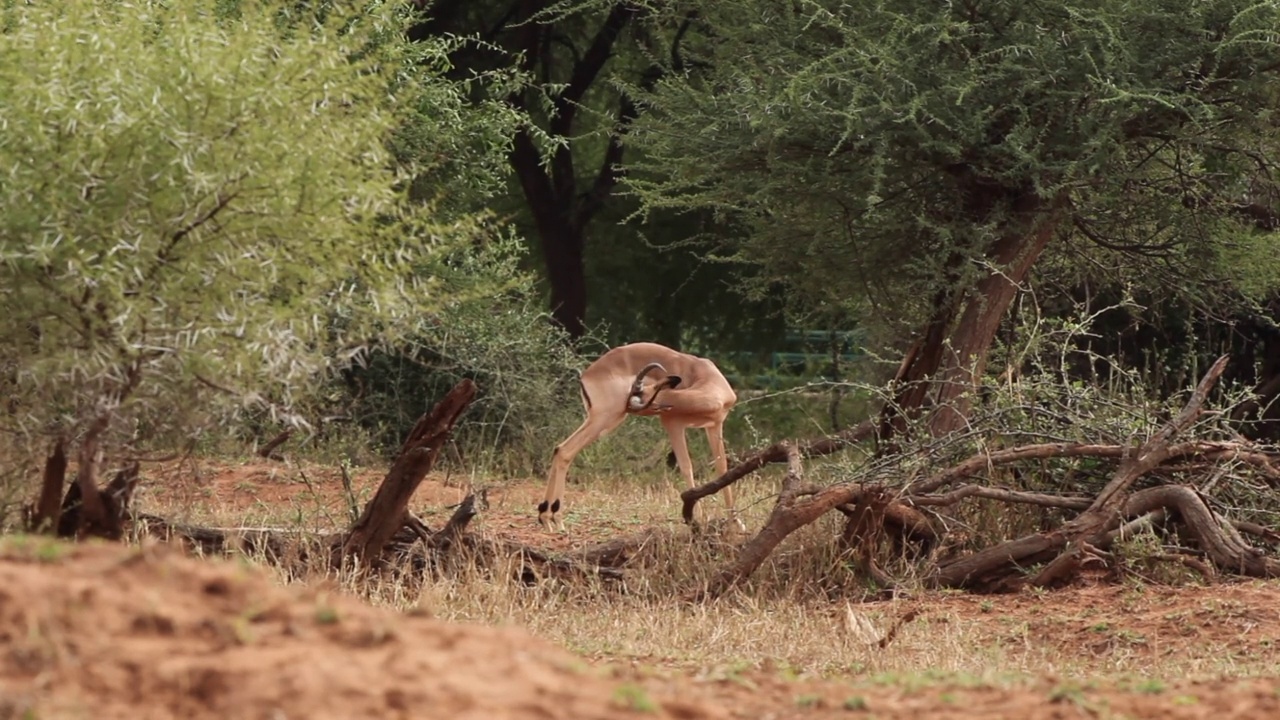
[681,420,874,523]
[909,485,1091,510]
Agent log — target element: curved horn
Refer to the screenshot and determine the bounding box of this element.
[630,362,667,396]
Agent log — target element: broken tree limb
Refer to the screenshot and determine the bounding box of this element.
[31,437,67,534]
[339,379,476,569]
[694,444,865,600]
[256,428,294,460]
[1120,485,1280,578]
[1082,354,1230,519]
[908,485,1092,511]
[427,492,482,553]
[932,355,1232,590]
[681,420,875,523]
[905,443,1129,495]
[905,438,1280,497]
[838,489,896,588]
[1234,520,1280,545]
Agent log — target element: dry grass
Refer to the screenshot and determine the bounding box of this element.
[113,453,1280,693]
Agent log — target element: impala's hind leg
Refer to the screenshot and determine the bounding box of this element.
[662,417,703,522]
[705,421,744,530]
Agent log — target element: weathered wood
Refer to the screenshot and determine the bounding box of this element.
[1120,485,1280,578]
[696,444,865,600]
[427,492,482,553]
[256,428,294,460]
[909,485,1093,511]
[838,489,896,588]
[932,355,1231,590]
[681,420,875,523]
[906,443,1131,495]
[32,438,67,534]
[340,379,476,569]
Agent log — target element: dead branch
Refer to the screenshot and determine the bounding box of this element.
[426,492,482,553]
[1152,552,1217,582]
[906,438,1279,497]
[933,355,1232,590]
[1175,442,1280,487]
[695,444,865,600]
[1120,485,1280,578]
[908,485,1092,511]
[906,443,1128,495]
[31,438,67,534]
[1086,355,1230,517]
[681,420,875,523]
[1234,520,1280,545]
[838,489,896,587]
[340,379,476,569]
[836,498,938,552]
[256,428,294,460]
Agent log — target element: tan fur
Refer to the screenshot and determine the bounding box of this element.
[538,342,739,532]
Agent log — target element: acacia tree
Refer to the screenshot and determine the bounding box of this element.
[627,0,1280,438]
[0,0,519,533]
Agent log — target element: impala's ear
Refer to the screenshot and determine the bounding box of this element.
[665,375,682,389]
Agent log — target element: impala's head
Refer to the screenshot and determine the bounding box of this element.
[628,362,681,412]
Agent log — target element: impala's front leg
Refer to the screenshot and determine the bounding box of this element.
[539,406,624,531]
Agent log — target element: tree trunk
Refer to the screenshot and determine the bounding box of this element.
[884,194,1067,441]
[539,223,588,341]
[927,204,1064,435]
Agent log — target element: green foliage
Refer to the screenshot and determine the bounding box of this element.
[628,0,1280,341]
[337,275,586,471]
[0,0,519,452]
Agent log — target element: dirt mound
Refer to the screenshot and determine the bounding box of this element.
[0,539,717,720]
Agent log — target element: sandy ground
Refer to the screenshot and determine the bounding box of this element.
[5,457,1279,719]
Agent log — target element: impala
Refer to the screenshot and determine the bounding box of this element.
[537,342,739,531]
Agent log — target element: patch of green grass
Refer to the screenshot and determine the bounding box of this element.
[314,604,340,625]
[1131,678,1166,694]
[794,693,823,708]
[611,683,660,713]
[0,535,72,563]
[842,696,868,711]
